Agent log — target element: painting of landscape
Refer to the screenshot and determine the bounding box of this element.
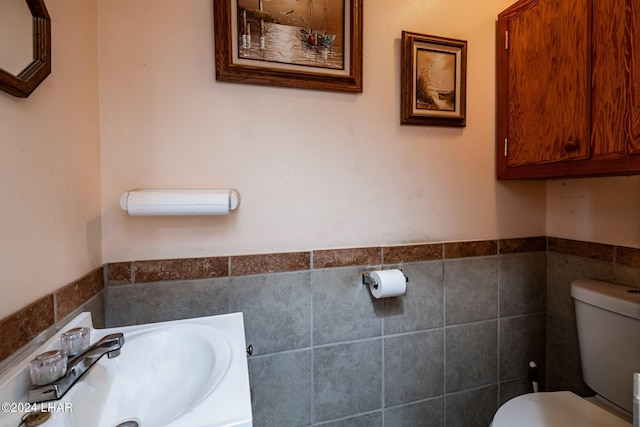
[415,48,456,112]
[236,0,345,70]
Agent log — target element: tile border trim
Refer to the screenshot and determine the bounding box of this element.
[107,237,548,285]
[0,267,104,364]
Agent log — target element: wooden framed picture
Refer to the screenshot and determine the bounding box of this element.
[401,31,467,127]
[214,0,363,93]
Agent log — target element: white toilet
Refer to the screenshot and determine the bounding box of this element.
[492,278,640,427]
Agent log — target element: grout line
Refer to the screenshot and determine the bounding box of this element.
[309,262,315,426]
[442,257,447,426]
[313,409,382,426]
[380,289,386,417]
[381,316,385,427]
[443,381,500,398]
[496,250,502,402]
[52,291,58,323]
[247,346,312,360]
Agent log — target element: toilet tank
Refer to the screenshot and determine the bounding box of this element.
[571,279,640,413]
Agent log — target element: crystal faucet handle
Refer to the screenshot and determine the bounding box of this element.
[29,350,67,386]
[60,327,90,356]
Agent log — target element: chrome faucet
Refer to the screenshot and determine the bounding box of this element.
[28,333,125,403]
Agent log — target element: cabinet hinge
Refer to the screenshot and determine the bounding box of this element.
[504,138,508,156]
[505,30,509,50]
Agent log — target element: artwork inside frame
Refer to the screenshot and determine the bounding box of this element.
[401,31,467,127]
[213,0,363,93]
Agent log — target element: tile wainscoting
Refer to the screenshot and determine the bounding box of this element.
[106,237,547,427]
[2,237,639,426]
[0,268,104,375]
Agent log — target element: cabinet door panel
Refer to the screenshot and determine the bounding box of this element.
[592,0,627,156]
[505,0,591,167]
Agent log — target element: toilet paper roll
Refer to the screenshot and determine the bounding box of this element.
[369,269,407,299]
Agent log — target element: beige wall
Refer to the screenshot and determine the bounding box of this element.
[99,0,546,263]
[547,177,640,248]
[0,0,101,319]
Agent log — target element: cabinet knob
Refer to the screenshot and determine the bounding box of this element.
[565,140,579,152]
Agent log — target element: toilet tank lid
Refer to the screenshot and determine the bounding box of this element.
[571,279,640,320]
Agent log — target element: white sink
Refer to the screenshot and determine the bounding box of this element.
[0,313,252,427]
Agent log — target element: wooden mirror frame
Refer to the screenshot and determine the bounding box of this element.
[0,0,51,98]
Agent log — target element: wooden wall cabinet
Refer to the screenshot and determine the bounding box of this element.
[497,0,640,179]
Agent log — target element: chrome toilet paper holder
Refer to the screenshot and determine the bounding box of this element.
[362,270,408,289]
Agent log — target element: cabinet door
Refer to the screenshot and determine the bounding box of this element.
[497,0,591,172]
[630,1,640,154]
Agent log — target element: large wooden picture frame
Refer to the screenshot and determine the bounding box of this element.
[214,0,363,93]
[401,31,467,127]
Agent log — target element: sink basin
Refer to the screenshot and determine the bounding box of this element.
[0,313,252,427]
[72,324,233,427]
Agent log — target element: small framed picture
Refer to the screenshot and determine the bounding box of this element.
[401,31,467,127]
[214,0,363,93]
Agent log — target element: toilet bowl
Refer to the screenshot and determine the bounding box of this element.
[492,279,640,427]
[492,391,631,427]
